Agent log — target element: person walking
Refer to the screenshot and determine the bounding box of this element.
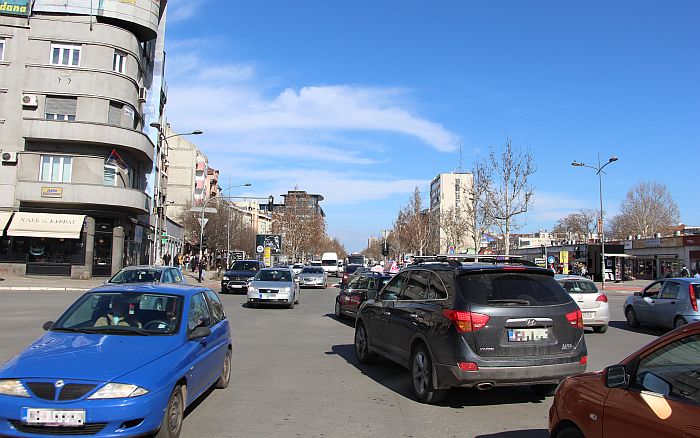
[680,266,690,277]
[197,258,206,283]
[173,253,181,270]
[163,252,171,267]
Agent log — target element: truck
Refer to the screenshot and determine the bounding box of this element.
[321,252,340,277]
[346,253,367,267]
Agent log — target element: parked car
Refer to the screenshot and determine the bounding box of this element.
[354,256,587,403]
[221,259,266,294]
[291,263,305,276]
[624,277,700,330]
[549,321,700,438]
[247,268,300,309]
[340,264,365,288]
[335,272,391,319]
[0,284,231,438]
[108,266,187,285]
[555,274,610,333]
[298,266,328,288]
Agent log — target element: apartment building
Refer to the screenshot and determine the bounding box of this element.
[429,172,475,253]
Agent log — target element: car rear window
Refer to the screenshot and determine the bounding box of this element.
[457,272,572,306]
[558,279,599,294]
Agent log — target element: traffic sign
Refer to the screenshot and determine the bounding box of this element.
[198,218,209,228]
[256,245,264,254]
[448,246,456,255]
[547,255,556,264]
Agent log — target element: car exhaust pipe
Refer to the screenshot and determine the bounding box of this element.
[476,382,494,391]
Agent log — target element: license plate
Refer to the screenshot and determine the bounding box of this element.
[260,293,276,299]
[508,328,549,342]
[231,284,243,288]
[583,312,595,318]
[24,408,86,426]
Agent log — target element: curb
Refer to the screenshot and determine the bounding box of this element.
[0,287,90,292]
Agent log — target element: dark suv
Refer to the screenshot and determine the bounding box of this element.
[221,260,265,293]
[354,256,587,403]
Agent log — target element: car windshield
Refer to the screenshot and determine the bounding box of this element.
[559,279,599,294]
[230,261,260,271]
[321,260,336,266]
[109,269,162,284]
[302,267,324,274]
[293,264,304,269]
[458,272,571,306]
[346,265,361,274]
[254,269,292,282]
[52,292,183,335]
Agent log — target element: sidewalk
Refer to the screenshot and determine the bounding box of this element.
[593,279,649,295]
[0,271,221,292]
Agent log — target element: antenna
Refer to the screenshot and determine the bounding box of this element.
[458,140,463,172]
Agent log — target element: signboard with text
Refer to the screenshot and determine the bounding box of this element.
[0,0,29,16]
[41,187,63,198]
[256,234,282,254]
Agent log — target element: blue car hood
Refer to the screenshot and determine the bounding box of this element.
[0,331,182,381]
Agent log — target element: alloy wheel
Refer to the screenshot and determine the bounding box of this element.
[412,351,429,396]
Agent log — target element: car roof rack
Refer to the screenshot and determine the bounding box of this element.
[411,254,537,267]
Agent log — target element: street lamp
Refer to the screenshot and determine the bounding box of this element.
[572,154,619,290]
[149,123,203,264]
[198,183,251,271]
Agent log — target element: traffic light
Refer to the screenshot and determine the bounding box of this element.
[267,195,274,212]
[202,236,208,246]
[382,241,390,256]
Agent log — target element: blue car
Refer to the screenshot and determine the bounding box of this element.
[0,284,232,437]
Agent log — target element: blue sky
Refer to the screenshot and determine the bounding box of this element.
[163,0,700,252]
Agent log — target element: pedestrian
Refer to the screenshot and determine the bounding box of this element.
[680,266,690,277]
[163,252,171,266]
[694,271,700,278]
[197,259,206,283]
[173,253,180,269]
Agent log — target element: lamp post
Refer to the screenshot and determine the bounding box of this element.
[572,154,618,290]
[149,122,202,264]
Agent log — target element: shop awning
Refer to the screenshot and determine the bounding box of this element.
[7,213,86,239]
[0,211,12,234]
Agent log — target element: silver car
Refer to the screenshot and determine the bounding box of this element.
[298,266,327,288]
[247,268,300,309]
[624,278,700,330]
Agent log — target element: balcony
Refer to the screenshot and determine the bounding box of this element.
[18,181,150,216]
[23,119,154,165]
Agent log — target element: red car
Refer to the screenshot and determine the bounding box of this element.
[549,321,700,438]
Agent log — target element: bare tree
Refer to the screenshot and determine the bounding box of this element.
[552,208,599,242]
[483,139,536,255]
[464,159,493,252]
[272,191,327,262]
[437,205,472,252]
[393,187,432,256]
[608,181,680,239]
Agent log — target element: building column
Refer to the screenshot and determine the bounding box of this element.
[77,217,95,280]
[112,226,125,274]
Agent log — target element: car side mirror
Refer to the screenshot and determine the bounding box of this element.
[605,364,629,389]
[188,326,211,341]
[42,321,54,331]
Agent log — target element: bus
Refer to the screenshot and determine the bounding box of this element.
[346,253,367,267]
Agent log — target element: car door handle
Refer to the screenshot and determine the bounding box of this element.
[670,301,676,305]
[409,314,419,320]
[383,311,391,316]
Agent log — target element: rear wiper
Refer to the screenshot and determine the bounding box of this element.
[80,326,150,336]
[488,299,530,305]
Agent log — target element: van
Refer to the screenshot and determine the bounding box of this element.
[322,252,339,277]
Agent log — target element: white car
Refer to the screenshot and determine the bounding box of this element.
[555,274,610,333]
[291,263,305,275]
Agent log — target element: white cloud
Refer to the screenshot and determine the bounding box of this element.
[167,0,206,22]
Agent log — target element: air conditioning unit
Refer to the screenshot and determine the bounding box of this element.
[1,151,18,164]
[138,87,147,102]
[21,94,38,107]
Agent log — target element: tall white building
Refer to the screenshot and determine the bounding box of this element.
[429,172,475,253]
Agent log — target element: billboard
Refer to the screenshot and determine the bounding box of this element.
[0,0,29,15]
[256,234,282,255]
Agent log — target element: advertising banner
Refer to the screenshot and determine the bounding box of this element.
[560,251,569,274]
[255,234,282,254]
[0,0,29,16]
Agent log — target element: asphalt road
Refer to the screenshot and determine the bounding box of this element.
[0,288,668,438]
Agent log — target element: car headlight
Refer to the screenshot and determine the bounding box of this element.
[87,383,148,399]
[249,287,257,294]
[282,287,291,293]
[0,379,29,397]
[223,276,230,281]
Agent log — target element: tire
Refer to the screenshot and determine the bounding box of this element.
[354,323,378,364]
[156,385,184,438]
[626,307,639,328]
[334,299,343,319]
[288,298,295,309]
[674,317,687,329]
[593,324,608,333]
[411,344,447,404]
[554,425,584,438]
[216,349,231,389]
[531,383,558,397]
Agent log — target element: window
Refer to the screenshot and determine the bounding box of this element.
[45,96,77,121]
[103,163,118,186]
[40,155,72,183]
[187,293,212,331]
[457,273,571,306]
[205,290,225,324]
[0,38,5,61]
[113,49,127,74]
[643,282,664,299]
[51,43,81,67]
[402,270,430,300]
[428,273,448,299]
[632,334,700,404]
[381,272,407,301]
[660,282,681,300]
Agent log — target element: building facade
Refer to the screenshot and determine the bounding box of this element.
[429,172,475,253]
[0,0,167,278]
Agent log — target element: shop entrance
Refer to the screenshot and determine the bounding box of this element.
[92,222,114,277]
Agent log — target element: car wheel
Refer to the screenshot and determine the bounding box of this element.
[593,324,608,333]
[288,298,295,309]
[216,349,231,389]
[354,323,378,364]
[674,317,687,329]
[531,383,558,397]
[334,299,343,319]
[411,344,447,404]
[554,425,584,438]
[156,385,184,438]
[626,307,639,328]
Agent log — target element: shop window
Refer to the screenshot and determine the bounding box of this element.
[50,43,81,67]
[45,96,77,121]
[113,49,127,74]
[40,155,72,183]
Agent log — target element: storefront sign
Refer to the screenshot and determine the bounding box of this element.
[684,236,700,247]
[0,0,28,16]
[644,238,661,248]
[41,187,63,198]
[624,240,633,250]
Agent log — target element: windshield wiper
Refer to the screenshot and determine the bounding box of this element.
[488,299,531,305]
[79,326,150,336]
[50,327,95,334]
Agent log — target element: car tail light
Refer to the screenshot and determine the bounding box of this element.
[689,284,698,312]
[458,362,479,371]
[443,310,490,332]
[566,309,583,328]
[596,294,608,303]
[579,356,588,365]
